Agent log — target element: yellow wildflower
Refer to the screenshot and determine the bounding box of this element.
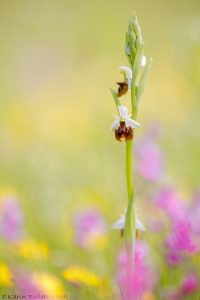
[87,234,107,249]
[0,188,16,199]
[33,272,65,295]
[63,266,101,287]
[14,240,49,260]
[0,262,13,287]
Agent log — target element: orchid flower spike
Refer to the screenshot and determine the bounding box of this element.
[112,210,145,232]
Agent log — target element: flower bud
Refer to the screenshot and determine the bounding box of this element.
[125,13,143,66]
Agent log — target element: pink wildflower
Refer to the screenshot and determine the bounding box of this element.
[0,196,24,241]
[153,187,187,223]
[166,250,182,266]
[188,190,200,234]
[74,209,106,248]
[180,274,199,295]
[14,271,42,296]
[166,222,196,254]
[116,241,155,300]
[135,138,164,181]
[165,221,197,266]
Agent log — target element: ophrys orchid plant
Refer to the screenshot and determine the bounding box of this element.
[110,14,152,254]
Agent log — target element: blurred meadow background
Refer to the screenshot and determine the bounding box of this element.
[0,0,200,299]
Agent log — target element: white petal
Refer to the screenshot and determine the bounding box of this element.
[136,216,146,231]
[141,55,146,67]
[111,215,125,230]
[111,118,120,131]
[126,118,141,129]
[118,66,132,80]
[118,105,128,119]
[111,211,145,231]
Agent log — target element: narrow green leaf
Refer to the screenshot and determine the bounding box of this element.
[131,43,144,87]
[109,88,121,112]
[136,57,153,105]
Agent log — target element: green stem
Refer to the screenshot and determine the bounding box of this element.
[131,85,138,119]
[125,140,133,199]
[124,57,151,253]
[124,140,136,252]
[124,58,139,252]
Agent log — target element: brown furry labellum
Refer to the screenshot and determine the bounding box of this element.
[117,82,128,97]
[115,121,133,142]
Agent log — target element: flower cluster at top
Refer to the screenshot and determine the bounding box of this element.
[110,14,152,142]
